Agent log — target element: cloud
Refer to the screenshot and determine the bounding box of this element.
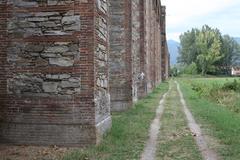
[162,0,240,41]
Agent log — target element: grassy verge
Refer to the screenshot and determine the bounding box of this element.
[63,82,169,160]
[182,78,240,113]
[156,81,202,160]
[179,79,240,160]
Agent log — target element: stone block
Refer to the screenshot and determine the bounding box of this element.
[62,16,80,25]
[35,12,60,17]
[49,57,74,66]
[42,82,59,93]
[45,46,69,53]
[25,44,44,52]
[61,81,80,88]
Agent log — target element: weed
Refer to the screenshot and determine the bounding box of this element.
[190,78,240,113]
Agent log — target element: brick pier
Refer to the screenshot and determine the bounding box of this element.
[0,0,169,146]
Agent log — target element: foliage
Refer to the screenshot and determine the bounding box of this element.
[183,62,198,75]
[170,66,179,77]
[178,25,240,75]
[222,79,240,92]
[190,78,240,113]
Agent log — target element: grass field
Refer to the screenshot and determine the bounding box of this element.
[179,77,240,113]
[63,82,169,160]
[179,77,240,160]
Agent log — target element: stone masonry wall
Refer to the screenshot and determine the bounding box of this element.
[131,0,141,102]
[161,5,169,80]
[109,0,133,111]
[0,0,168,146]
[143,0,162,94]
[109,0,166,111]
[0,0,111,146]
[95,0,111,143]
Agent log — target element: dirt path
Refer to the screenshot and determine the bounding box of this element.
[140,86,170,160]
[141,81,218,160]
[176,81,218,160]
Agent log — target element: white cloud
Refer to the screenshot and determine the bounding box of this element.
[167,32,182,42]
[161,0,240,40]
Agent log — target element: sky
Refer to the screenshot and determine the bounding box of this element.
[161,0,240,42]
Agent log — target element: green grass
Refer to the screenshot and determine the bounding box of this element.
[63,82,169,160]
[156,81,202,160]
[180,77,240,113]
[179,79,240,160]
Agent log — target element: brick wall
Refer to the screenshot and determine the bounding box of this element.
[0,0,8,124]
[161,5,169,80]
[0,0,168,146]
[0,0,111,147]
[109,0,133,111]
[94,0,112,143]
[109,0,166,111]
[131,0,141,103]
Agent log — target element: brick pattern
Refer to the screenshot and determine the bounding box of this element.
[109,0,168,111]
[94,0,111,143]
[0,0,168,146]
[161,6,169,80]
[0,0,111,146]
[0,0,8,123]
[131,0,141,102]
[109,0,133,111]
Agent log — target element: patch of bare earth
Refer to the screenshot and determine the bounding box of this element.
[0,145,73,160]
[140,86,170,160]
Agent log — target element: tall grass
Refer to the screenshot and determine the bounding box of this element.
[179,80,240,159]
[188,78,240,113]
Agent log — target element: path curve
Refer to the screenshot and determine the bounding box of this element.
[140,86,170,160]
[176,81,218,160]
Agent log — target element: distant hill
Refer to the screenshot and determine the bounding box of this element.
[167,40,180,66]
[234,37,240,44]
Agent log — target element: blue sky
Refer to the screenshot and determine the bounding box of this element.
[161,0,240,42]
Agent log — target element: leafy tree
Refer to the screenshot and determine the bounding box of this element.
[195,25,222,75]
[218,35,240,74]
[184,62,198,75]
[178,28,199,64]
[178,25,240,75]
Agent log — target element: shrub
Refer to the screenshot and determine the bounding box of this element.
[170,66,179,77]
[222,79,240,92]
[191,79,240,113]
[184,62,198,75]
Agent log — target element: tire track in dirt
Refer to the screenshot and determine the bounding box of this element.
[176,81,218,160]
[140,85,171,160]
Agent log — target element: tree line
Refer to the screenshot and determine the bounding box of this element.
[177,25,240,75]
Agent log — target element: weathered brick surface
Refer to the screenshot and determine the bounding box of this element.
[95,0,112,143]
[0,0,168,146]
[0,0,111,146]
[131,0,141,102]
[161,6,169,80]
[109,0,133,111]
[109,0,168,111]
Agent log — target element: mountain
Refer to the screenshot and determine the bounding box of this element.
[234,37,240,44]
[167,40,180,66]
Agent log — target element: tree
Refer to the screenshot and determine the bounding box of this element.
[178,28,199,65]
[217,35,240,74]
[195,25,222,75]
[178,25,240,75]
